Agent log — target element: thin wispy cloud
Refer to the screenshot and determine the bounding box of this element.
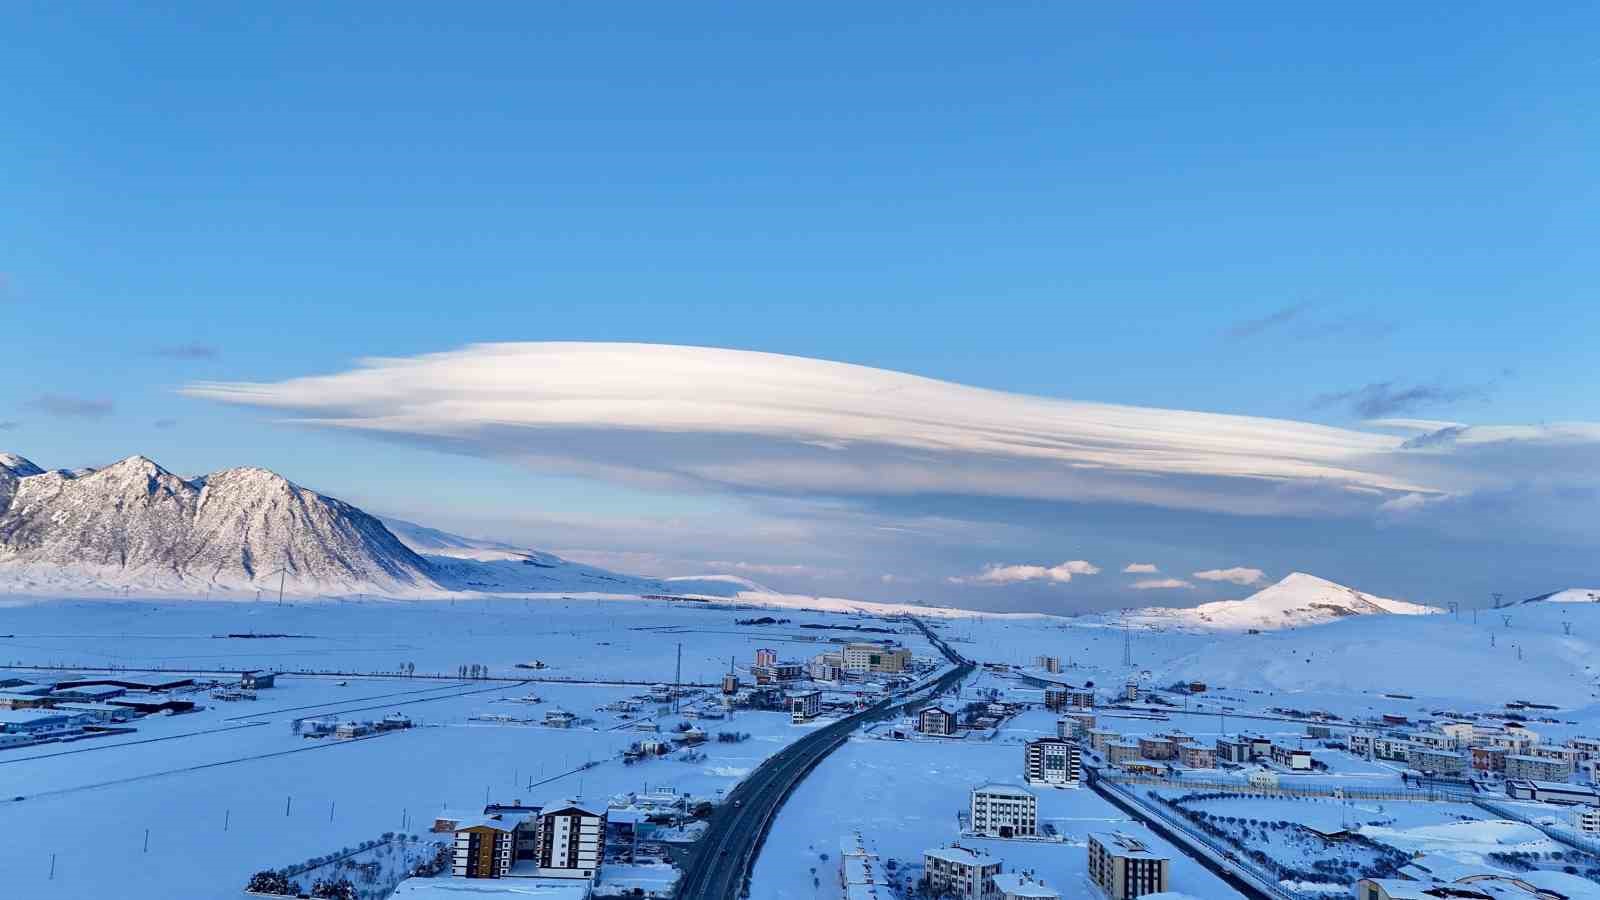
[1313,381,1484,419]
[1225,304,1308,340]
[1131,577,1193,590]
[0,421,19,431]
[28,393,114,419]
[949,560,1100,586]
[1122,563,1159,574]
[154,343,221,360]
[153,418,179,429]
[1192,566,1265,585]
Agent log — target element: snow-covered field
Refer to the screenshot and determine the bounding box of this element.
[2,588,1599,899]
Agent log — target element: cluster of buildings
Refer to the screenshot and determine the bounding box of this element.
[1075,724,1298,775]
[443,800,606,882]
[0,672,207,747]
[918,829,1168,900]
[299,712,412,739]
[1349,721,1600,785]
[751,642,912,688]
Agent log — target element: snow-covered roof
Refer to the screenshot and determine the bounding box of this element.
[0,709,69,724]
[924,845,994,867]
[992,873,1060,898]
[1089,832,1164,860]
[972,783,1035,798]
[391,875,590,897]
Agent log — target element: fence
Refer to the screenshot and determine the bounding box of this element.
[1101,772,1476,803]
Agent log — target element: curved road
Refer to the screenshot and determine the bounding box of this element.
[674,617,972,900]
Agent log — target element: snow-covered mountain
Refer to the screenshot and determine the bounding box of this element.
[1521,588,1600,605]
[0,451,737,601]
[1108,572,1438,631]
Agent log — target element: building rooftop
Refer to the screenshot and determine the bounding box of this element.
[0,709,69,724]
[390,876,589,897]
[973,782,1035,798]
[924,845,995,867]
[1089,831,1166,860]
[992,873,1060,898]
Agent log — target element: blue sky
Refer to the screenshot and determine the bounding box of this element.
[4,3,1597,611]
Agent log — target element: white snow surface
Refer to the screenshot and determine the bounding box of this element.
[1099,572,1438,632]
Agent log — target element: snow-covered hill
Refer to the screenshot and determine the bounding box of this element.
[1521,588,1600,605]
[1106,572,1438,631]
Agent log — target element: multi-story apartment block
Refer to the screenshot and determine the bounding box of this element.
[535,803,606,879]
[1137,736,1177,761]
[1024,737,1081,787]
[810,652,844,682]
[1179,744,1215,769]
[839,831,889,896]
[754,648,777,669]
[1059,712,1096,740]
[924,845,1003,900]
[1576,807,1600,834]
[1471,746,1507,772]
[994,873,1061,899]
[1372,736,1414,762]
[1106,741,1141,766]
[1438,722,1476,748]
[1043,687,1068,712]
[970,783,1037,838]
[1215,736,1254,764]
[1033,655,1061,674]
[1407,746,1467,776]
[1087,832,1169,900]
[1506,754,1573,782]
[919,706,958,737]
[1086,729,1119,754]
[1567,735,1600,761]
[452,814,533,878]
[789,690,821,723]
[1269,744,1312,771]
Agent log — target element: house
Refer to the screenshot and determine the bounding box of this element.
[789,690,821,723]
[1269,744,1312,771]
[240,670,278,690]
[1024,738,1081,788]
[918,706,957,737]
[1179,744,1215,769]
[1087,832,1169,900]
[923,845,1003,900]
[535,802,606,879]
[993,872,1060,900]
[1505,754,1572,782]
[1407,747,1468,777]
[543,709,578,729]
[970,783,1037,838]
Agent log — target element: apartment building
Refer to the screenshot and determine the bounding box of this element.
[923,845,1003,900]
[919,706,958,737]
[839,831,890,898]
[970,784,1037,838]
[790,690,821,723]
[1179,744,1215,769]
[993,873,1061,900]
[1407,746,1467,776]
[1087,832,1170,900]
[1269,744,1312,771]
[1215,736,1254,764]
[810,652,845,682]
[1043,687,1068,712]
[1472,746,1508,772]
[755,648,777,669]
[1506,754,1573,782]
[1059,712,1095,739]
[452,814,531,878]
[535,802,606,879]
[1137,736,1177,761]
[1024,737,1081,788]
[1106,741,1141,766]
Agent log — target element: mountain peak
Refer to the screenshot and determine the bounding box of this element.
[0,453,44,477]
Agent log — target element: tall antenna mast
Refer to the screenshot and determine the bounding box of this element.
[673,643,682,714]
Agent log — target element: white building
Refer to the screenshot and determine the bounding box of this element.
[970,783,1037,838]
[790,690,821,723]
[536,802,606,879]
[1505,754,1573,782]
[839,831,889,899]
[993,872,1060,900]
[810,653,844,682]
[1575,807,1600,834]
[1024,738,1081,788]
[923,845,1002,900]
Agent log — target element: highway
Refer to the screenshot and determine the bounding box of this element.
[673,618,972,900]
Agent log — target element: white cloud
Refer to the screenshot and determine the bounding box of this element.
[949,560,1101,586]
[1192,566,1266,586]
[1131,578,1194,590]
[182,342,1600,529]
[1122,563,1159,574]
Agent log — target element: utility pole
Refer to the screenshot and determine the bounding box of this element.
[674,643,682,715]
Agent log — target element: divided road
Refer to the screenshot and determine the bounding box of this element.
[674,619,971,900]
